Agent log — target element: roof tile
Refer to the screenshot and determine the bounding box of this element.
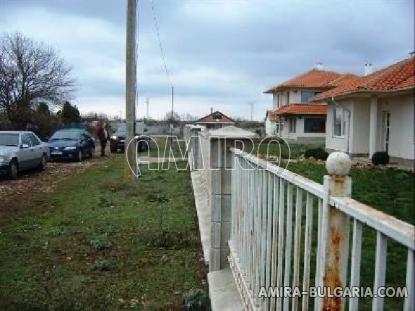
[265,69,343,93]
[312,56,415,101]
[270,103,327,120]
[196,111,235,124]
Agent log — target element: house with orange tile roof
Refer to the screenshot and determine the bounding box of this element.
[312,55,414,167]
[195,110,235,129]
[264,66,357,143]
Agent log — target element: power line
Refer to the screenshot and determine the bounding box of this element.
[151,0,173,89]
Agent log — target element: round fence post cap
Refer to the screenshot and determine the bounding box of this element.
[326,152,351,175]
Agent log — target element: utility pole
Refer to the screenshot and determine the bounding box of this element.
[171,86,174,118]
[169,86,174,148]
[146,97,149,119]
[125,0,137,180]
[249,102,254,121]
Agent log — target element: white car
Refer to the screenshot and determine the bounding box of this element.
[0,131,49,179]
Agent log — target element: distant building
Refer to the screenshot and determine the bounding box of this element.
[264,67,358,144]
[312,55,414,167]
[195,110,235,129]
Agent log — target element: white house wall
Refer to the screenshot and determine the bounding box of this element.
[326,100,353,153]
[265,116,277,136]
[326,94,414,163]
[350,98,370,155]
[272,93,279,108]
[272,89,302,108]
[381,94,414,160]
[289,89,302,103]
[278,116,325,143]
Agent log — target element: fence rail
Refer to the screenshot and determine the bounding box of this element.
[229,147,415,311]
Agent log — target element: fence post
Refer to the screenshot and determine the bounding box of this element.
[319,152,352,311]
[209,133,255,272]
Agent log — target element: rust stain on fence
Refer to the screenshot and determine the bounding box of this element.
[322,225,343,311]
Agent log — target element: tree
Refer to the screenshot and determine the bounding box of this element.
[36,101,50,115]
[164,111,181,123]
[0,33,74,128]
[57,101,81,124]
[181,112,198,121]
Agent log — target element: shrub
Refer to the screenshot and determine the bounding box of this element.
[48,226,72,236]
[371,152,389,165]
[98,196,114,208]
[304,147,328,160]
[90,236,112,250]
[182,288,210,311]
[92,259,116,271]
[99,225,119,236]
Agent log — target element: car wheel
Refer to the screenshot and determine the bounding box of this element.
[39,155,47,170]
[110,147,117,153]
[9,160,18,180]
[77,150,83,162]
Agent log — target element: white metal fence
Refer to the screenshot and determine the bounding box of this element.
[229,148,414,311]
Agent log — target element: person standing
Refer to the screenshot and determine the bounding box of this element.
[97,122,109,156]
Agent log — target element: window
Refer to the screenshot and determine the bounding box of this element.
[21,134,32,147]
[0,133,19,146]
[333,107,345,137]
[288,118,296,133]
[28,133,41,146]
[275,123,280,134]
[301,90,316,103]
[304,117,325,133]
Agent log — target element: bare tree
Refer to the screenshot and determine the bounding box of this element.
[164,111,181,122]
[0,33,74,128]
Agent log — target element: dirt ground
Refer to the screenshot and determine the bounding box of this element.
[0,145,116,222]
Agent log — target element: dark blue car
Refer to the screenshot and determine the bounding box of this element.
[48,128,95,161]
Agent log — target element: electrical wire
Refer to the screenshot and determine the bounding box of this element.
[151,0,174,89]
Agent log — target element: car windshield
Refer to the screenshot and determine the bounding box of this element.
[50,130,81,140]
[0,133,19,146]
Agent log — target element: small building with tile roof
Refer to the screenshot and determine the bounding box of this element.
[311,55,414,167]
[195,110,235,129]
[264,66,356,143]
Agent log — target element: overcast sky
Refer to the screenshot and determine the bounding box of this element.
[1,0,413,120]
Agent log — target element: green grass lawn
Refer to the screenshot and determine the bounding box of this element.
[253,140,324,160]
[286,160,414,224]
[0,156,207,310]
[285,160,414,310]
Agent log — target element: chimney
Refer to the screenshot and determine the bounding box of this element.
[315,62,323,70]
[210,107,213,114]
[364,63,373,76]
